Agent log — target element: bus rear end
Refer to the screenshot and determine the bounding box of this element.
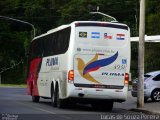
[68,21,130,110]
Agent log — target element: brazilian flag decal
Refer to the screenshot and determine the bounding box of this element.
[79,32,87,38]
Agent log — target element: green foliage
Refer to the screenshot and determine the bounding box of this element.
[1,0,160,83]
[2,65,26,84]
[146,13,160,35]
[57,0,137,25]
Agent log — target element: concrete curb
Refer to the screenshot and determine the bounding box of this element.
[129,108,160,115]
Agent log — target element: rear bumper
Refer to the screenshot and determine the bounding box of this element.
[131,89,151,98]
[67,84,128,102]
[67,97,125,103]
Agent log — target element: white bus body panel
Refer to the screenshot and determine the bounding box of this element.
[36,21,130,102]
[68,22,130,101]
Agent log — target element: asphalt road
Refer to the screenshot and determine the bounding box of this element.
[0,87,141,120]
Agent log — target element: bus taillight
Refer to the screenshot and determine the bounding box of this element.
[124,73,129,85]
[68,70,74,82]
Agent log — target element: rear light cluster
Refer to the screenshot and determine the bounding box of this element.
[124,73,129,85]
[68,70,129,86]
[68,70,74,82]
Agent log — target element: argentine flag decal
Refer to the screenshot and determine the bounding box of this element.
[91,32,100,38]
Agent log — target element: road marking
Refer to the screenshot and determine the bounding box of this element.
[16,101,56,114]
[16,101,72,119]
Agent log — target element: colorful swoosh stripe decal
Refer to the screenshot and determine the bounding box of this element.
[83,52,118,75]
[77,52,118,83]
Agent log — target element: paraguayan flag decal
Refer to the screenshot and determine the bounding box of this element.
[116,34,125,40]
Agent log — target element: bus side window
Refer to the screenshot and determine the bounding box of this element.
[42,27,71,57]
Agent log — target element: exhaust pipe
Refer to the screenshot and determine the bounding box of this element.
[78,93,84,97]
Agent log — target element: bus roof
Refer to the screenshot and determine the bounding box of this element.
[32,21,128,42]
[33,24,70,41]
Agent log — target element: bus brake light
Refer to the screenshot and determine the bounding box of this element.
[124,73,129,85]
[68,70,74,81]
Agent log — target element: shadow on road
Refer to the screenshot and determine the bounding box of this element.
[38,100,96,112]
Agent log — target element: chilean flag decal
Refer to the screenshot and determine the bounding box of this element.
[116,34,125,40]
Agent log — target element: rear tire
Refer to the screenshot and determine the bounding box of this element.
[51,85,57,107]
[56,86,66,108]
[31,88,40,103]
[53,83,66,108]
[151,89,160,102]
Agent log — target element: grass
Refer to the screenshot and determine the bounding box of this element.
[0,84,27,87]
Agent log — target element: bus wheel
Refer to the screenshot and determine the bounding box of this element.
[31,88,40,103]
[55,86,65,108]
[51,86,57,107]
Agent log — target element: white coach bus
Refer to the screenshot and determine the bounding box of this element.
[27,21,130,111]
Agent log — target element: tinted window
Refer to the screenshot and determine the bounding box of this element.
[43,27,71,57]
[153,74,160,81]
[144,75,151,77]
[144,74,151,81]
[30,38,43,60]
[30,27,71,59]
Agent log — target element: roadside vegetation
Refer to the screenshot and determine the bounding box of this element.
[0,0,160,84]
[0,84,26,87]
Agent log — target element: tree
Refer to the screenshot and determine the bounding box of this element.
[1,0,160,83]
